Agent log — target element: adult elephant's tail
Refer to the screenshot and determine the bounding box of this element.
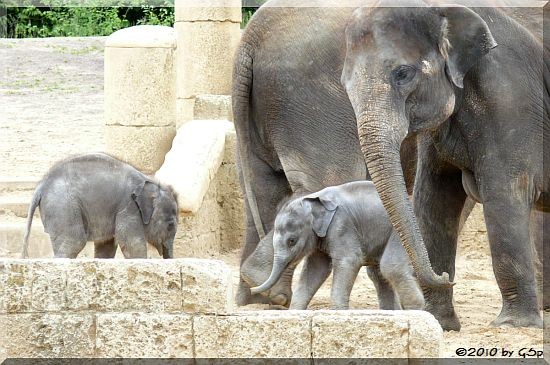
[232,29,266,240]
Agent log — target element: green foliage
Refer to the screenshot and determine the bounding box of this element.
[4,6,175,38]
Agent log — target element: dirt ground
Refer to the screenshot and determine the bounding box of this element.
[0,37,544,359]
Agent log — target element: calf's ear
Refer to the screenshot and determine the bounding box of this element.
[132,180,158,225]
[304,193,338,238]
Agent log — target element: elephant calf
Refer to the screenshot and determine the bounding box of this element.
[22,153,179,259]
[250,181,424,310]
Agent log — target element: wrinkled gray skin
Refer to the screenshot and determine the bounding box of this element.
[341,2,546,329]
[250,181,424,310]
[22,153,178,259]
[234,0,448,310]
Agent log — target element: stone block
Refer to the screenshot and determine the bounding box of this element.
[155,120,234,213]
[0,259,33,313]
[180,259,233,314]
[0,313,95,357]
[96,313,193,358]
[105,125,176,174]
[175,0,242,22]
[105,46,176,127]
[66,260,182,313]
[0,222,52,258]
[194,311,312,358]
[406,310,443,358]
[194,94,233,121]
[175,21,241,97]
[311,311,410,358]
[177,97,196,128]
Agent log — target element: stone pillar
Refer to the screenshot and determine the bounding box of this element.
[174,0,242,127]
[104,25,177,174]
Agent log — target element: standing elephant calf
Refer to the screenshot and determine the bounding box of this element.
[250,181,424,310]
[22,153,179,259]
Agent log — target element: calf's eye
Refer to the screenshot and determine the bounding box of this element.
[288,238,296,247]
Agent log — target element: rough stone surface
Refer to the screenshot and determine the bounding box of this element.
[66,260,183,313]
[105,47,176,127]
[177,97,196,128]
[194,311,312,358]
[175,21,241,98]
[1,259,233,314]
[169,128,244,257]
[105,125,176,174]
[406,310,443,358]
[155,120,234,213]
[180,259,233,314]
[312,311,410,358]
[194,94,233,121]
[0,313,95,357]
[175,0,242,22]
[96,313,193,358]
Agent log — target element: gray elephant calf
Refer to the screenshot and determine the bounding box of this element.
[22,153,178,259]
[250,181,424,310]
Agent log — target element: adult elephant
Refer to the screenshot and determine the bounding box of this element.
[341,1,547,330]
[233,0,452,311]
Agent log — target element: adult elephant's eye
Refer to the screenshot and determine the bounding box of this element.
[392,65,417,86]
[288,238,297,247]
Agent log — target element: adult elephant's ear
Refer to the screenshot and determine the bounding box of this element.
[438,6,498,88]
[132,180,158,225]
[304,192,338,238]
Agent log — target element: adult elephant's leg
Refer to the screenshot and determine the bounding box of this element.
[367,265,400,310]
[94,238,117,258]
[530,210,544,309]
[482,183,541,328]
[414,139,467,331]
[290,251,332,309]
[236,149,292,306]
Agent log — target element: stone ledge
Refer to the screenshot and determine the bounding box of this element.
[0,258,233,315]
[0,310,442,359]
[155,120,235,213]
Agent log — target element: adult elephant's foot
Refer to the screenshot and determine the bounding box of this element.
[491,307,543,328]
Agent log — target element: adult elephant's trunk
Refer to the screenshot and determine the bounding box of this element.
[355,83,452,288]
[250,255,289,295]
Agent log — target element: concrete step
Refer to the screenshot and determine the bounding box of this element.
[0,193,34,218]
[0,218,52,258]
[0,177,38,193]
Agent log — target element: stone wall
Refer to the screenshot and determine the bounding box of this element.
[158,122,245,258]
[0,259,443,359]
[104,25,177,174]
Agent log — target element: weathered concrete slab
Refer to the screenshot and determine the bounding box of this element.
[0,259,234,314]
[155,120,234,213]
[96,313,194,357]
[194,94,233,121]
[194,311,313,358]
[0,313,96,358]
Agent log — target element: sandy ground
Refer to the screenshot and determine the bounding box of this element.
[0,37,545,359]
